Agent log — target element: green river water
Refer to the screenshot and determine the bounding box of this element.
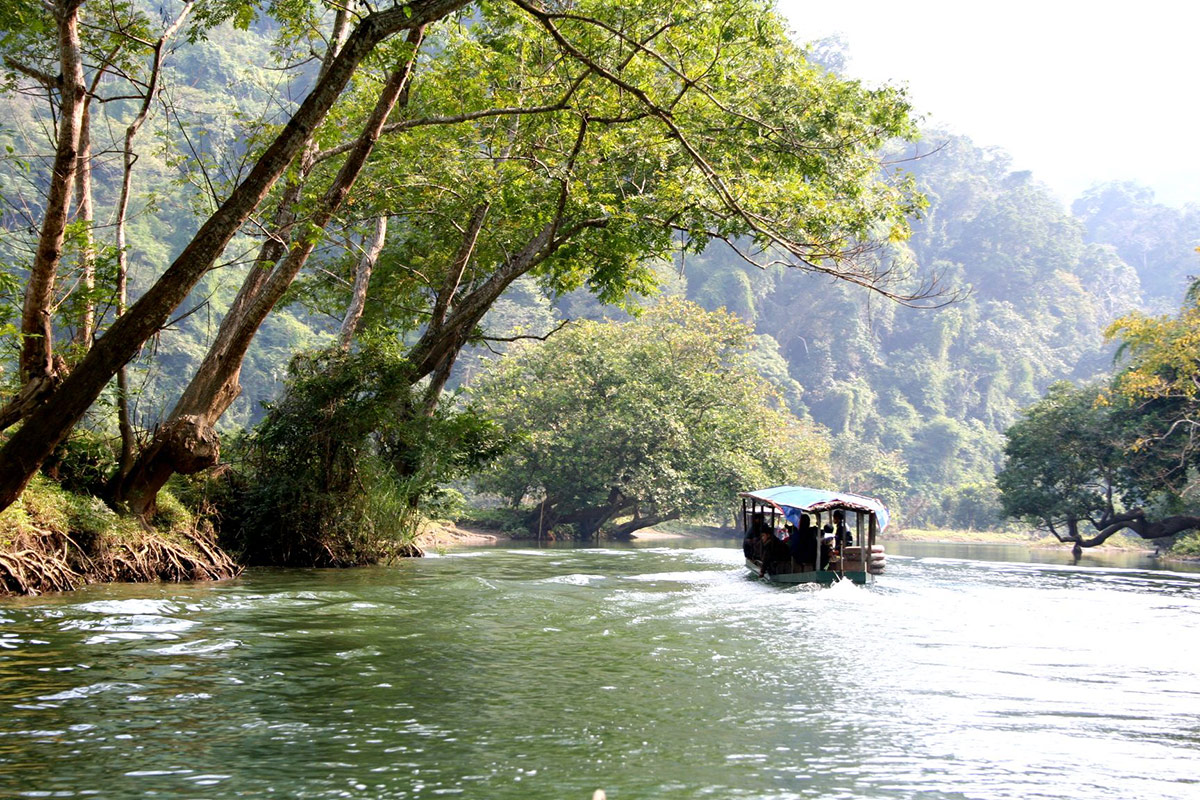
[2,540,1199,799]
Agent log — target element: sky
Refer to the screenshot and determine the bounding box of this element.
[776,0,1198,208]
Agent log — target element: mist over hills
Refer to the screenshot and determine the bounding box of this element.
[2,11,1196,530]
[482,134,1200,527]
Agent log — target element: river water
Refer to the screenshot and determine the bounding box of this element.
[2,540,1199,799]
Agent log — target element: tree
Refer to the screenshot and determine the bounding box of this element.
[113,24,427,515]
[0,0,469,512]
[997,381,1200,553]
[233,338,508,565]
[472,299,830,539]
[104,0,934,519]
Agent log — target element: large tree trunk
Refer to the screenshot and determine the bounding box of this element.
[0,2,466,515]
[1,0,86,427]
[610,512,678,540]
[115,34,425,516]
[545,488,633,541]
[1055,511,1200,551]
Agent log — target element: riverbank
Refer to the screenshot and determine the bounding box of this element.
[0,475,239,597]
[417,522,1153,551]
[415,521,507,551]
[884,526,1157,552]
[2,496,1179,599]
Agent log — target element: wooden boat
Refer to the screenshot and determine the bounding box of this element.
[740,486,888,585]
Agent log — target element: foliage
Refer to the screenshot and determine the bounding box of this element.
[471,298,830,539]
[233,340,509,565]
[1106,282,1200,410]
[1,0,936,530]
[1170,531,1200,557]
[44,427,120,496]
[299,0,930,354]
[997,381,1121,529]
[2,0,1195,555]
[997,372,1200,547]
[938,481,1004,531]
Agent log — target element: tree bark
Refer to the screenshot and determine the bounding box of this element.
[0,2,466,515]
[416,203,489,412]
[611,512,678,540]
[72,95,96,348]
[1063,512,1200,549]
[112,2,195,479]
[116,31,426,515]
[546,488,632,541]
[3,0,86,424]
[338,215,388,350]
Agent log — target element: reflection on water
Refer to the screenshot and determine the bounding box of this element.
[2,542,1199,799]
[884,538,1200,573]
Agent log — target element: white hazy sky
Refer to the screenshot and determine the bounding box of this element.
[776,0,1198,208]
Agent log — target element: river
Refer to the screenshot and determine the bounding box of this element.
[2,540,1199,799]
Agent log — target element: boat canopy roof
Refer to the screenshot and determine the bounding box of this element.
[739,486,889,532]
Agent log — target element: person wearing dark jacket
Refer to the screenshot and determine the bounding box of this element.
[788,514,818,569]
[757,527,791,576]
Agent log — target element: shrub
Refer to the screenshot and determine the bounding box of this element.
[1169,531,1200,557]
[232,341,509,566]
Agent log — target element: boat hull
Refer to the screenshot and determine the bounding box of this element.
[745,560,871,585]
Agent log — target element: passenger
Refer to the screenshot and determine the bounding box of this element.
[832,509,853,549]
[743,514,767,560]
[758,527,791,577]
[788,514,818,569]
[820,529,835,570]
[742,528,757,560]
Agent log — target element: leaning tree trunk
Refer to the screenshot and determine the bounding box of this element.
[115,37,425,516]
[0,2,467,515]
[1053,510,1200,552]
[611,512,678,540]
[112,3,324,487]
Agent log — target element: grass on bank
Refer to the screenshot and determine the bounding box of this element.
[0,473,238,597]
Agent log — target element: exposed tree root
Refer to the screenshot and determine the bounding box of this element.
[0,534,82,595]
[1,522,240,598]
[93,523,241,586]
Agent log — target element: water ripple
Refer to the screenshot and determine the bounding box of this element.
[0,542,1197,799]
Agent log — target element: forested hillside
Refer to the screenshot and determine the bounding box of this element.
[0,8,327,433]
[464,137,1200,530]
[1,1,1196,561]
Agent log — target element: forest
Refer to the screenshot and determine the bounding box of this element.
[2,0,1199,595]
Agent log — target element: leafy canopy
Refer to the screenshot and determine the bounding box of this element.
[471,298,830,537]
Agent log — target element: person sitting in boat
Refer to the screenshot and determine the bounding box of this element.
[788,514,818,570]
[742,530,756,560]
[820,529,836,570]
[831,509,853,549]
[758,526,791,576]
[744,514,769,559]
